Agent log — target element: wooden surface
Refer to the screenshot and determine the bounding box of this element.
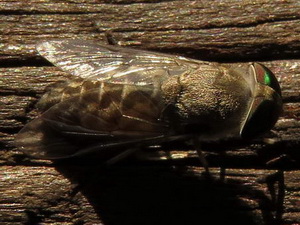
[0,0,300,224]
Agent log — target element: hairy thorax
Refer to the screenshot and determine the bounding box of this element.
[161,64,252,140]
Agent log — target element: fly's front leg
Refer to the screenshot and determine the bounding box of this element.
[104,30,141,46]
[264,154,292,223]
[260,170,285,224]
[274,171,285,224]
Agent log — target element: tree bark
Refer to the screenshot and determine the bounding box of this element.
[0,1,299,224]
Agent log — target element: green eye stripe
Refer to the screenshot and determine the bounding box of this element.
[264,71,272,86]
[253,63,281,96]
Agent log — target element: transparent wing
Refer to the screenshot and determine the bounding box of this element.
[14,86,170,159]
[17,40,204,159]
[37,39,204,85]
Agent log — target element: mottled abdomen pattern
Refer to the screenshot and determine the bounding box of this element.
[37,78,168,137]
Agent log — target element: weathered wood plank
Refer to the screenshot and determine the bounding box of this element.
[2,166,299,225]
[0,0,300,224]
[1,0,300,61]
[0,166,99,224]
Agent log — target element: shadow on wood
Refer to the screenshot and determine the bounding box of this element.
[53,162,279,225]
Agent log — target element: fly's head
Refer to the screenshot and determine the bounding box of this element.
[240,63,282,139]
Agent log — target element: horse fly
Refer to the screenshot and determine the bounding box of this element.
[15,40,282,167]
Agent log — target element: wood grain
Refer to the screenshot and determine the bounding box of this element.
[0,0,299,224]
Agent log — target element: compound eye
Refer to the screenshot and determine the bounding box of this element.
[241,98,280,139]
[241,63,283,139]
[253,63,281,96]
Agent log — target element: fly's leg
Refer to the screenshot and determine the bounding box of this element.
[275,170,285,224]
[193,138,211,179]
[261,170,285,224]
[193,138,228,181]
[196,149,210,175]
[105,135,193,166]
[104,30,141,46]
[105,148,140,166]
[105,30,118,45]
[219,151,226,182]
[264,155,291,223]
[270,171,285,224]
